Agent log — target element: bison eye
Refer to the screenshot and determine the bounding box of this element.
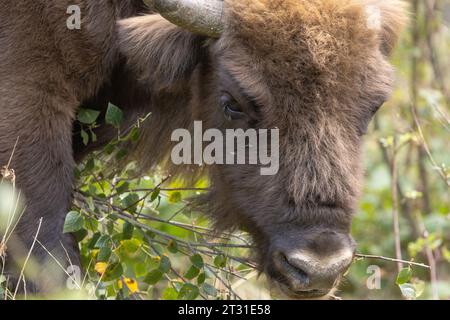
[220,93,245,120]
[372,97,388,115]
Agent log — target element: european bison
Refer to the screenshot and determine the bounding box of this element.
[0,0,407,298]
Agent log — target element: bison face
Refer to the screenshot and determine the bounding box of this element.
[119,0,407,299]
[193,0,406,299]
[201,54,365,298]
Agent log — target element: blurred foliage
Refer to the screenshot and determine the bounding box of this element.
[344,0,450,300]
[1,0,449,300]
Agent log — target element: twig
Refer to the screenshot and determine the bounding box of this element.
[13,217,43,299]
[390,136,403,272]
[373,117,420,238]
[81,195,253,250]
[355,253,430,269]
[6,137,19,170]
[108,187,209,199]
[35,239,82,291]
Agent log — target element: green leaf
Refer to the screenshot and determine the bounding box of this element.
[80,129,89,146]
[84,158,95,172]
[87,232,101,249]
[63,211,84,233]
[90,130,97,143]
[134,263,147,278]
[168,192,182,203]
[184,266,200,280]
[123,126,140,143]
[214,255,227,268]
[178,283,199,300]
[202,283,217,296]
[144,269,164,285]
[150,188,160,202]
[115,148,128,161]
[97,247,112,262]
[104,144,115,155]
[105,103,124,128]
[162,287,178,300]
[121,193,140,209]
[115,182,130,194]
[190,254,204,269]
[84,216,98,232]
[77,108,100,124]
[145,256,160,270]
[159,255,171,273]
[130,127,140,142]
[102,263,123,281]
[396,267,412,285]
[197,273,206,285]
[85,197,96,212]
[167,240,178,254]
[122,222,134,240]
[95,235,112,248]
[121,239,141,254]
[73,229,88,242]
[106,220,115,235]
[145,231,156,240]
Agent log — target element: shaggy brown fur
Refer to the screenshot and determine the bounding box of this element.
[0,0,407,297]
[0,0,148,291]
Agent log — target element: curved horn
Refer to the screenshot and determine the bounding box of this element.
[149,0,224,37]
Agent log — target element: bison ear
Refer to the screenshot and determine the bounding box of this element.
[117,15,207,90]
[364,0,409,56]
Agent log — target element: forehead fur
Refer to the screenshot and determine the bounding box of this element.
[214,0,407,210]
[221,0,406,92]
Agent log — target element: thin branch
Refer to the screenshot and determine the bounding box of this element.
[35,239,82,291]
[13,217,43,299]
[373,117,419,238]
[109,187,209,199]
[355,254,430,269]
[390,136,403,272]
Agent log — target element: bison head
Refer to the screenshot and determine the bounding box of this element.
[120,0,408,299]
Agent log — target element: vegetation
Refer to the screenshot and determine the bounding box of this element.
[1,0,449,300]
[69,104,256,300]
[344,0,450,299]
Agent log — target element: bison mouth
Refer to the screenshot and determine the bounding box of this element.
[278,284,335,300]
[267,269,342,300]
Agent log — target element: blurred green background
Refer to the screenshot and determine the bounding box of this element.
[344,0,450,299]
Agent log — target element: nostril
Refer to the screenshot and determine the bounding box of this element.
[278,252,310,287]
